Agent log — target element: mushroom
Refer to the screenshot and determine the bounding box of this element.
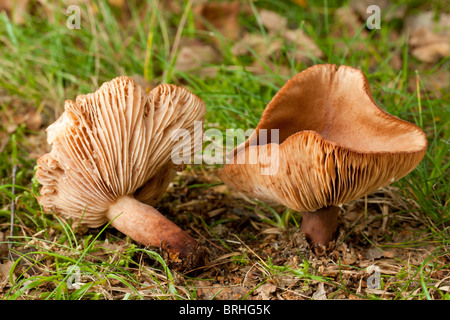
[218,64,427,250]
[36,76,206,265]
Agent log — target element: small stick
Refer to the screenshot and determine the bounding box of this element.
[9,164,18,255]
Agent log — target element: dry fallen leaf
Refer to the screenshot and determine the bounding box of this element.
[0,261,14,282]
[0,0,30,24]
[13,109,43,131]
[193,1,240,42]
[0,131,8,153]
[330,6,371,57]
[332,6,368,39]
[364,247,386,260]
[259,9,287,34]
[263,9,323,62]
[174,39,221,78]
[283,29,323,62]
[235,9,322,67]
[312,282,327,300]
[231,33,283,59]
[410,31,449,63]
[194,280,249,300]
[255,283,277,300]
[405,12,450,63]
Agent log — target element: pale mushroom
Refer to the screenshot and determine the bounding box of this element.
[218,64,428,249]
[36,76,206,264]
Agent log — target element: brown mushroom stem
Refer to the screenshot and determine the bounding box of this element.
[106,196,197,258]
[299,206,339,246]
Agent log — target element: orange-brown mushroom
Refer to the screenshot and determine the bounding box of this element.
[36,76,206,265]
[218,64,427,249]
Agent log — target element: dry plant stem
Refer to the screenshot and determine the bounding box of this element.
[299,206,339,245]
[9,164,18,255]
[106,196,197,258]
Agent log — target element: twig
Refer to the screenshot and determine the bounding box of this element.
[9,164,18,258]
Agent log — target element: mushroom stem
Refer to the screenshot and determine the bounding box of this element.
[106,196,197,258]
[299,206,339,246]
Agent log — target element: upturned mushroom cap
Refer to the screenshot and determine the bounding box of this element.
[36,76,205,229]
[218,64,427,214]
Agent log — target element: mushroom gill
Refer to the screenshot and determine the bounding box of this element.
[219,64,428,248]
[36,76,206,266]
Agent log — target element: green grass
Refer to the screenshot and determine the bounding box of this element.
[0,0,449,300]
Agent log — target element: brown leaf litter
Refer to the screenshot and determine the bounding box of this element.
[152,166,449,300]
[1,165,448,299]
[192,1,241,43]
[405,12,450,64]
[174,38,222,79]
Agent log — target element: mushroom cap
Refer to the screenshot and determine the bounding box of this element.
[218,64,427,212]
[36,76,206,227]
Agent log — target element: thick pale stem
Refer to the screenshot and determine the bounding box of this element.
[106,196,197,258]
[299,206,339,246]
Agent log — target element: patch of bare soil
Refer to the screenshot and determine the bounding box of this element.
[157,166,450,300]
